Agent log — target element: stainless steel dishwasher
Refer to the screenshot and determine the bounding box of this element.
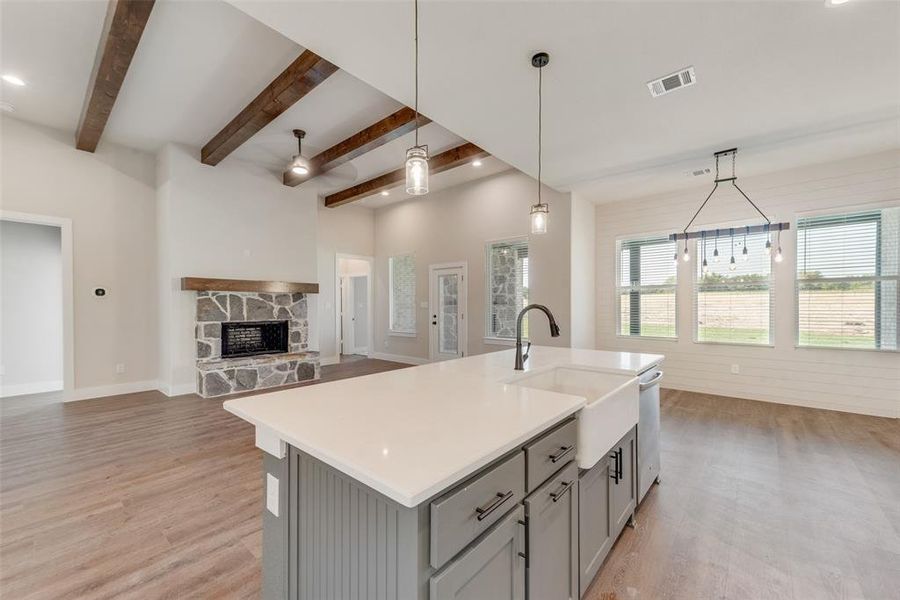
[637,366,663,505]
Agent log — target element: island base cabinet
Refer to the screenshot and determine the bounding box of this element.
[577,456,612,598]
[429,505,526,600]
[609,428,636,540]
[525,461,579,600]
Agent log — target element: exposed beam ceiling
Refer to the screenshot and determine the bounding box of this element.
[75,0,155,152]
[201,49,338,166]
[283,106,429,186]
[324,142,489,207]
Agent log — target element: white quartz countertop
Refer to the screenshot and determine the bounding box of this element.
[223,347,663,508]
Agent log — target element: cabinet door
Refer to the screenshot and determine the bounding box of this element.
[430,505,525,600]
[525,461,578,600]
[578,458,612,598]
[609,428,636,539]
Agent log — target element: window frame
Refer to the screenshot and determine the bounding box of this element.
[484,237,529,341]
[614,235,679,341]
[692,231,775,347]
[794,205,900,353]
[388,254,417,336]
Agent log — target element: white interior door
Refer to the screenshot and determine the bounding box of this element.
[429,263,467,362]
[351,276,368,354]
[340,276,354,354]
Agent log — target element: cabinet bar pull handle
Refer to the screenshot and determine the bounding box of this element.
[549,480,574,502]
[549,445,574,464]
[617,447,623,479]
[475,490,514,521]
[609,451,620,484]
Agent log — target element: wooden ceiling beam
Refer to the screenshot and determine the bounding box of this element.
[283,106,430,186]
[201,50,338,166]
[75,0,155,152]
[324,142,489,208]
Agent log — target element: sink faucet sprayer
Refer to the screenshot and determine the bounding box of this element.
[515,304,560,370]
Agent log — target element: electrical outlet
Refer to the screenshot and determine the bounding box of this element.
[730,364,740,374]
[115,363,126,374]
[266,473,279,517]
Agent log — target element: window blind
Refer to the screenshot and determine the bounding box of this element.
[616,237,677,338]
[695,231,773,345]
[487,239,529,338]
[797,207,899,351]
[389,255,416,333]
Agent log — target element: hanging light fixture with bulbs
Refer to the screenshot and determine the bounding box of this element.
[404,0,428,195]
[529,52,550,234]
[670,148,790,264]
[288,129,310,176]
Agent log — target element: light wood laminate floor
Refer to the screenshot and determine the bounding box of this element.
[2,363,898,599]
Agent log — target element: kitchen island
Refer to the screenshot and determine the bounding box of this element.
[224,346,663,600]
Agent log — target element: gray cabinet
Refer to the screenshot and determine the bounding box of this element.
[609,428,636,539]
[578,454,612,598]
[525,461,578,600]
[430,505,526,600]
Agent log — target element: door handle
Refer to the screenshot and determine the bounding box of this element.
[549,480,574,503]
[475,490,514,521]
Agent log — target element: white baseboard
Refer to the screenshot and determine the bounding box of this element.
[371,352,429,366]
[0,380,64,398]
[156,381,197,397]
[662,382,899,419]
[353,347,369,356]
[66,380,159,402]
[320,355,341,366]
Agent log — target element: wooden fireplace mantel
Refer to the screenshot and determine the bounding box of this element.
[180,277,319,294]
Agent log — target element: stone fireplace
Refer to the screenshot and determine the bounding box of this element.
[192,289,320,397]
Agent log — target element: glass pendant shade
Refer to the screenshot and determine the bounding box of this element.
[742,245,749,261]
[774,247,784,263]
[729,256,737,271]
[713,248,720,263]
[702,258,709,273]
[682,246,690,261]
[530,203,549,234]
[765,239,772,255]
[290,154,309,176]
[405,147,429,195]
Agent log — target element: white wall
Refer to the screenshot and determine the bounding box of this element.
[570,193,596,349]
[0,116,158,396]
[373,169,572,361]
[155,143,319,395]
[594,150,900,418]
[316,203,374,361]
[0,220,63,395]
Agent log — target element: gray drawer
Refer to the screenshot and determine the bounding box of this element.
[430,452,525,569]
[525,418,576,492]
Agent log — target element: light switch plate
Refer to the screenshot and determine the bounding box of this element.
[266,473,279,517]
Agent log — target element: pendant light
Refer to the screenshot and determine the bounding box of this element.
[669,148,790,264]
[289,129,310,176]
[404,0,428,195]
[701,231,709,274]
[530,52,550,234]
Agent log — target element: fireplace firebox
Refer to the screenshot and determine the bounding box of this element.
[221,320,289,358]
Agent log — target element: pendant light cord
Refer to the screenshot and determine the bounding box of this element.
[537,62,543,206]
[413,0,419,148]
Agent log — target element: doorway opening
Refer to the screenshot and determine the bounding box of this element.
[1,212,73,402]
[335,255,373,360]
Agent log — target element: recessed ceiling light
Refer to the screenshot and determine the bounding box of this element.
[2,74,26,86]
[471,160,483,167]
[0,101,14,113]
[826,0,851,5]
[380,190,390,196]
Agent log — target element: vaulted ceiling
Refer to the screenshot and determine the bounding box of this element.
[0,0,508,205]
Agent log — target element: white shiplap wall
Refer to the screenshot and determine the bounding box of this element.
[595,150,900,418]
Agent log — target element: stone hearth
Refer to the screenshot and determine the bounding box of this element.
[194,291,320,398]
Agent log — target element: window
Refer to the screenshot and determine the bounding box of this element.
[616,237,677,338]
[797,207,899,351]
[695,231,773,345]
[389,255,416,334]
[486,239,529,339]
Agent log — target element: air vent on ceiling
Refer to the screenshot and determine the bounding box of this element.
[647,66,696,98]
